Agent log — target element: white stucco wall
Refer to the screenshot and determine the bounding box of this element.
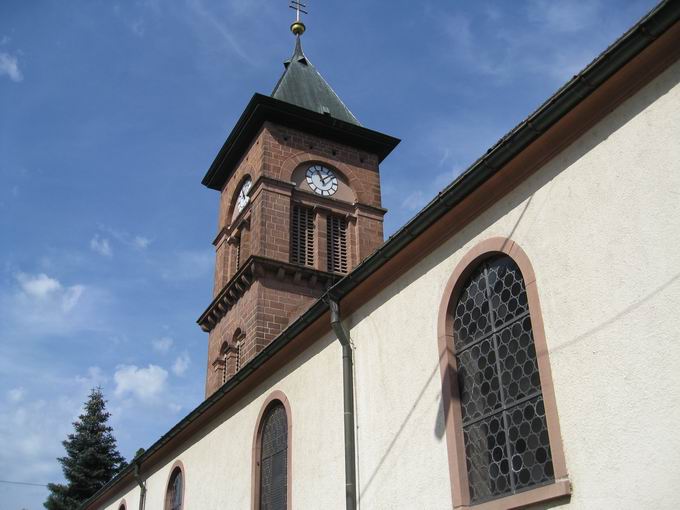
[100,58,679,510]
[348,58,680,509]
[100,332,347,510]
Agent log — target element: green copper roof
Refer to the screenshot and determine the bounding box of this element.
[271,36,360,126]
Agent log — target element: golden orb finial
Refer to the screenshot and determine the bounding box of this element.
[290,20,306,35]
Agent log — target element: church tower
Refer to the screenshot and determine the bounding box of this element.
[198,16,399,397]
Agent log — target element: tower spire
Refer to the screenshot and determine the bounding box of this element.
[289,0,307,36]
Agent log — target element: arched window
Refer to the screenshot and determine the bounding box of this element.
[438,239,568,509]
[236,336,244,372]
[232,328,245,374]
[164,465,184,510]
[220,342,229,385]
[454,254,552,502]
[255,397,290,510]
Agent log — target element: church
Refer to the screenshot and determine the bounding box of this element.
[83,2,680,509]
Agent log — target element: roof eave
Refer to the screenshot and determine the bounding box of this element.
[201,94,400,191]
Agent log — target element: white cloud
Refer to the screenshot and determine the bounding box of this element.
[435,2,616,85]
[114,364,168,402]
[97,226,151,251]
[528,0,602,33]
[62,285,85,312]
[152,336,174,354]
[0,52,23,82]
[17,272,61,298]
[133,236,151,249]
[75,366,108,388]
[1,271,105,336]
[172,352,190,377]
[90,235,113,257]
[14,272,86,314]
[7,387,25,403]
[401,190,426,212]
[168,402,183,413]
[130,18,146,37]
[0,387,94,490]
[185,0,251,62]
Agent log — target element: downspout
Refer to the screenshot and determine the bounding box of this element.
[329,298,357,510]
[133,461,146,510]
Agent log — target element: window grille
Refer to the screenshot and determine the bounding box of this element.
[453,255,553,504]
[221,351,228,385]
[260,403,288,510]
[165,468,183,510]
[326,214,348,273]
[290,205,315,267]
[236,340,244,372]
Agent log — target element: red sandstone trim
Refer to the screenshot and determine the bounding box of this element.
[436,237,569,509]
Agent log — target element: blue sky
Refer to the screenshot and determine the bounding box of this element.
[0,0,659,508]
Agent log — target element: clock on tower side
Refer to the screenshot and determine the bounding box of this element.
[200,120,387,397]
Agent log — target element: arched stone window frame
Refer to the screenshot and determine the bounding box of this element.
[164,460,185,510]
[251,390,292,510]
[437,237,569,509]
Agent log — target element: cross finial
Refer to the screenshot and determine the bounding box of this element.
[289,0,307,36]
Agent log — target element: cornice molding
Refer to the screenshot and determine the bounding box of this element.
[197,256,340,332]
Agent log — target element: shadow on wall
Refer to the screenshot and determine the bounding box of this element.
[359,353,446,500]
[354,57,679,505]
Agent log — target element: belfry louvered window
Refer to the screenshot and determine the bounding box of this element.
[453,255,554,504]
[259,403,288,510]
[290,205,314,267]
[326,214,348,273]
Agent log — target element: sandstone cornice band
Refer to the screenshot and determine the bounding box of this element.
[197,256,340,332]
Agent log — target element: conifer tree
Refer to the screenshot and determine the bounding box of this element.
[44,388,127,510]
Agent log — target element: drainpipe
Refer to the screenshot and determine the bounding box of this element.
[329,298,357,510]
[133,462,146,510]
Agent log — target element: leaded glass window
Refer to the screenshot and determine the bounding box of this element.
[453,255,554,504]
[259,403,288,510]
[165,467,183,510]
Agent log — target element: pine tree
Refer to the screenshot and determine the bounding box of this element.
[44,388,127,510]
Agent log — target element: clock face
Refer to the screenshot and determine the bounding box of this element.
[306,165,338,196]
[236,178,252,213]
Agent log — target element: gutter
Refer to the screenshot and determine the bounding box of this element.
[133,462,146,510]
[80,3,679,508]
[329,298,358,510]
